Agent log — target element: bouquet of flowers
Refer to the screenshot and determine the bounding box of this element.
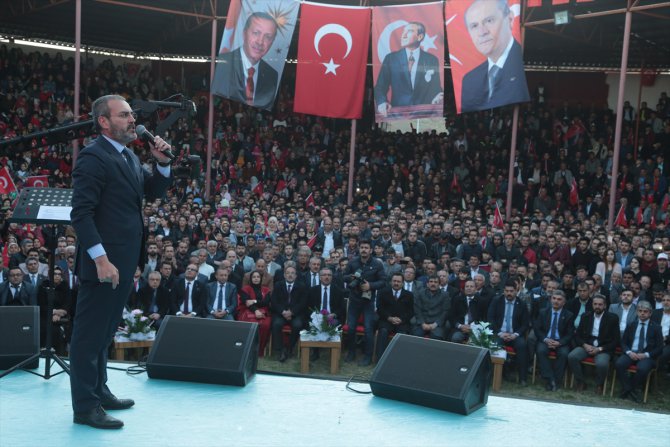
[468,321,499,351]
[304,308,341,341]
[117,309,155,341]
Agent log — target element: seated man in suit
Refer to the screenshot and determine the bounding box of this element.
[207,267,237,321]
[172,264,208,318]
[460,0,530,113]
[615,300,664,402]
[270,264,307,362]
[0,267,36,306]
[651,292,670,374]
[412,276,451,340]
[566,281,593,329]
[488,280,530,385]
[19,248,49,278]
[376,272,414,360]
[135,271,173,329]
[22,257,46,289]
[610,289,637,336]
[568,294,620,394]
[535,290,575,391]
[450,279,490,343]
[307,267,346,361]
[302,257,323,289]
[262,247,281,278]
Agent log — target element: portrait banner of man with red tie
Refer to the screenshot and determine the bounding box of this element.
[445,0,530,114]
[211,0,299,111]
[372,1,445,123]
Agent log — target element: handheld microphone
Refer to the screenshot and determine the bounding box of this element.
[135,125,175,161]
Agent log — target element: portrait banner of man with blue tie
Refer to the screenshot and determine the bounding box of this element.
[445,0,530,114]
[372,2,445,122]
[212,0,298,111]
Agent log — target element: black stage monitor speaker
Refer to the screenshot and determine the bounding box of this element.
[147,316,258,386]
[0,306,40,370]
[370,335,490,415]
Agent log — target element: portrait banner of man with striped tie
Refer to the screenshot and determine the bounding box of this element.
[211,0,298,111]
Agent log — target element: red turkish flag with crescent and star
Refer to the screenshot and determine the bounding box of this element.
[25,175,49,188]
[0,167,17,195]
[294,3,371,119]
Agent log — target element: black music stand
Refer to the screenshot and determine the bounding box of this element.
[0,187,72,380]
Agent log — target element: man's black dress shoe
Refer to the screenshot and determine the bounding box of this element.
[357,356,372,367]
[629,389,642,403]
[545,380,557,392]
[74,406,124,429]
[101,396,135,410]
[279,349,288,363]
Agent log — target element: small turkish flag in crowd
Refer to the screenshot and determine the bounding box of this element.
[614,204,628,228]
[25,175,49,188]
[294,3,371,119]
[305,192,315,209]
[493,203,504,230]
[0,167,17,194]
[253,182,264,197]
[569,178,579,206]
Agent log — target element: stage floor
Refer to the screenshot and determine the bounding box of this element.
[1,360,668,446]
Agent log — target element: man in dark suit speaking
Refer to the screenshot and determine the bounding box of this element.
[69,95,172,429]
[460,0,529,112]
[212,12,279,110]
[374,21,443,118]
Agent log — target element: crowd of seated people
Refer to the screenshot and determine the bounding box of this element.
[1,45,669,401]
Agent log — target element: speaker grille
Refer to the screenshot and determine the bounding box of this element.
[147,317,258,386]
[370,334,490,415]
[374,336,483,397]
[0,306,40,370]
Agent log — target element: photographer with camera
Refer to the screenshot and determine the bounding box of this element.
[344,239,386,367]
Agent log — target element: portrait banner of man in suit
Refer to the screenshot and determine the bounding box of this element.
[445,0,530,114]
[212,0,298,111]
[372,2,445,122]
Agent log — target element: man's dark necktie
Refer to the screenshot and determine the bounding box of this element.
[322,286,328,311]
[184,282,190,314]
[408,54,415,73]
[312,273,317,287]
[287,283,292,304]
[550,311,559,339]
[488,65,501,101]
[637,322,646,352]
[466,297,474,323]
[151,290,157,313]
[505,302,513,333]
[217,284,224,310]
[246,67,255,105]
[122,148,138,182]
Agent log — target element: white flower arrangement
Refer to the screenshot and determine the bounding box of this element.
[116,308,155,341]
[468,321,499,351]
[300,308,341,342]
